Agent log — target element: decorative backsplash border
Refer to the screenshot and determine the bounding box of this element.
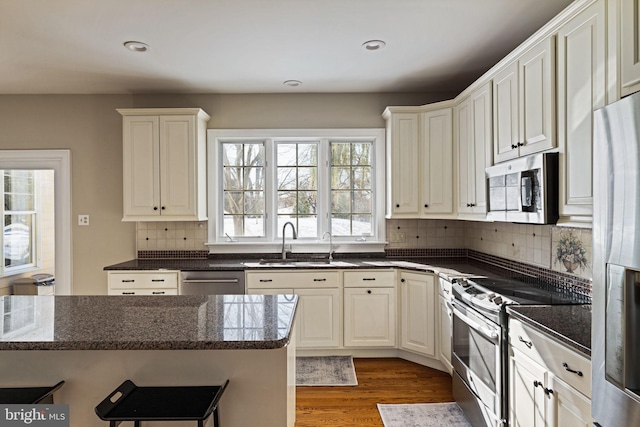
[385,247,592,301]
[138,250,209,259]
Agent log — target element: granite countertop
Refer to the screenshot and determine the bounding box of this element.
[103,256,499,282]
[0,294,297,351]
[507,304,592,357]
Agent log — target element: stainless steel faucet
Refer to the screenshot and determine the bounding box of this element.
[281,222,297,260]
[322,231,333,261]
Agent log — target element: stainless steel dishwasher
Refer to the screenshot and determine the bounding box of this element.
[179,270,246,295]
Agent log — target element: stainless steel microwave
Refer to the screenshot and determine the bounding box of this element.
[485,152,558,224]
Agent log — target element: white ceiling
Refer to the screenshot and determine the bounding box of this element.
[0,0,574,95]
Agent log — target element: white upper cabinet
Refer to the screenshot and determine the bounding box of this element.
[119,108,210,221]
[455,82,492,217]
[493,37,556,163]
[421,109,454,215]
[621,0,640,96]
[556,0,606,226]
[385,111,420,216]
[384,105,454,219]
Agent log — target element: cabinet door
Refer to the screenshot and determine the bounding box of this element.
[548,374,593,427]
[493,61,520,163]
[399,272,436,357]
[344,287,395,347]
[122,116,161,217]
[510,349,547,427]
[470,82,492,214]
[438,295,452,372]
[295,288,341,348]
[518,36,556,157]
[387,113,420,216]
[621,0,640,96]
[457,83,492,216]
[421,109,453,214]
[159,115,197,217]
[557,0,605,223]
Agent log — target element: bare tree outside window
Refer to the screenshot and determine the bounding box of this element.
[330,142,372,236]
[222,143,265,237]
[276,143,318,238]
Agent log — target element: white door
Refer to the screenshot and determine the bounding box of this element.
[388,113,420,215]
[438,295,452,371]
[548,374,593,427]
[456,99,474,213]
[295,288,341,348]
[159,115,197,217]
[400,272,436,356]
[421,109,453,214]
[557,0,605,221]
[471,82,492,214]
[344,287,395,347]
[123,115,160,217]
[493,62,520,163]
[518,37,556,157]
[510,349,547,427]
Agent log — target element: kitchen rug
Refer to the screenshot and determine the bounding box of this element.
[296,355,358,386]
[377,402,472,427]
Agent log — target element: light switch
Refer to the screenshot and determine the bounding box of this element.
[78,214,90,226]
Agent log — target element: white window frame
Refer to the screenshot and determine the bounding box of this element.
[0,150,72,294]
[2,169,39,275]
[207,129,386,254]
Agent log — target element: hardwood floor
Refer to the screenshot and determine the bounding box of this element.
[295,358,454,427]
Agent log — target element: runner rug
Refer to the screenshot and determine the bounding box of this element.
[295,355,358,386]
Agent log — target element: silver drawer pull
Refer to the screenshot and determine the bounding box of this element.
[362,278,376,281]
[518,335,533,349]
[151,279,165,282]
[313,278,327,282]
[562,362,583,377]
[122,279,135,283]
[259,279,273,283]
[152,291,166,295]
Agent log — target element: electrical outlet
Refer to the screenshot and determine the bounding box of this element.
[78,214,90,226]
[390,232,405,243]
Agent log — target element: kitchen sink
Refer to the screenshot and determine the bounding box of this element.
[242,259,357,268]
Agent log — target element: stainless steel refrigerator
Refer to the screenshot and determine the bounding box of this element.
[593,90,640,426]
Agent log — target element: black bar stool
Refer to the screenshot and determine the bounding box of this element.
[95,379,229,427]
[0,381,65,404]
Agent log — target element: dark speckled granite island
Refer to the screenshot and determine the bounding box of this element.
[0,294,298,427]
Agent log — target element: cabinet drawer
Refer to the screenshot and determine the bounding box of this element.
[108,288,178,296]
[343,270,396,288]
[509,318,591,397]
[246,271,339,289]
[108,271,179,290]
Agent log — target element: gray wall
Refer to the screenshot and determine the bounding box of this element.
[0,92,451,294]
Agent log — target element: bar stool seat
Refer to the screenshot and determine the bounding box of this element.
[0,381,65,404]
[95,379,229,427]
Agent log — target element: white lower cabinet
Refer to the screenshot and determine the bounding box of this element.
[399,271,437,357]
[508,317,592,427]
[246,271,341,349]
[343,287,396,347]
[343,270,396,348]
[107,271,179,295]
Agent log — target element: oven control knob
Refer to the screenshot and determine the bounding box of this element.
[493,296,503,305]
[488,293,496,300]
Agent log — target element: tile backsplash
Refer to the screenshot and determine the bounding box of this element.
[137,219,592,281]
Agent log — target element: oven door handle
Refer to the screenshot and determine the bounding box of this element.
[453,306,500,342]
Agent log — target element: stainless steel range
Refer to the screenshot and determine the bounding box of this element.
[450,276,588,427]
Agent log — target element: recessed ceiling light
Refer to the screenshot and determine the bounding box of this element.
[123,41,150,52]
[362,40,386,51]
[283,80,302,87]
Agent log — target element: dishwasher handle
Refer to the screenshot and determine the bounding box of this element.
[181,279,239,284]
